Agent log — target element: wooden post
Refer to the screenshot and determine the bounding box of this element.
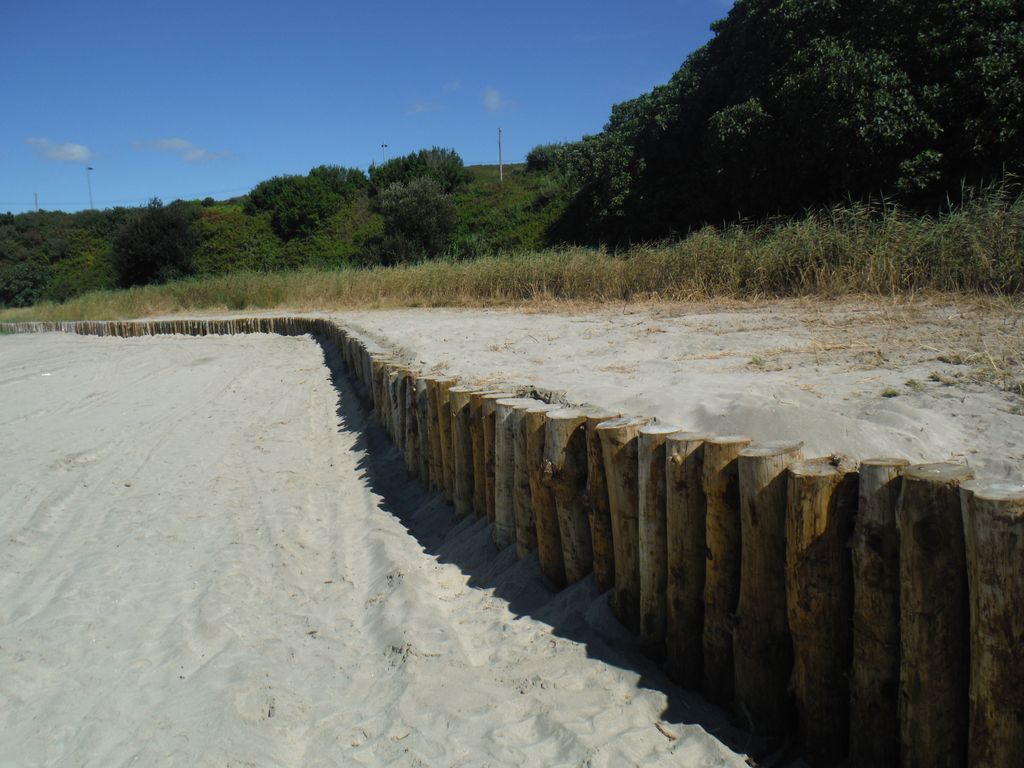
[701,434,751,707]
[469,391,498,518]
[482,392,515,523]
[960,481,1024,768]
[403,370,419,479]
[544,408,592,585]
[522,401,562,581]
[494,398,535,550]
[733,441,804,739]
[665,432,709,689]
[786,457,859,765]
[435,377,458,500]
[898,462,973,768]
[415,379,431,484]
[596,416,652,632]
[514,400,556,560]
[849,458,908,768]
[585,409,620,593]
[638,423,681,660]
[425,378,444,492]
[448,385,479,517]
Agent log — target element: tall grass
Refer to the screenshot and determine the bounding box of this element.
[3,183,1022,321]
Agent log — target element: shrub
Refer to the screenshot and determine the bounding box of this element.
[192,207,283,275]
[377,177,456,261]
[0,259,50,307]
[368,148,469,195]
[112,198,199,287]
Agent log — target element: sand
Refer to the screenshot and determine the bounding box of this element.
[337,300,1023,482]
[0,333,748,768]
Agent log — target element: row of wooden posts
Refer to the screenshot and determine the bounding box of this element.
[4,317,1021,768]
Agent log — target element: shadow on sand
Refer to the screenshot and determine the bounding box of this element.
[314,336,793,766]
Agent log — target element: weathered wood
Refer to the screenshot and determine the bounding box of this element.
[415,378,431,484]
[898,462,973,768]
[434,378,458,500]
[448,385,479,517]
[402,370,419,477]
[469,391,491,517]
[701,434,751,707]
[585,409,620,593]
[494,398,536,550]
[482,392,516,523]
[515,400,557,560]
[849,457,909,768]
[638,423,682,660]
[665,431,710,689]
[424,378,444,492]
[544,408,592,585]
[786,457,859,765]
[596,416,652,632]
[369,356,392,422]
[960,480,1024,768]
[734,441,804,740]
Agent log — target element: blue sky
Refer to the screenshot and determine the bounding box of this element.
[1,1,733,213]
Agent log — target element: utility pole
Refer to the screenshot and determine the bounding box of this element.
[498,127,503,183]
[34,192,38,212]
[86,166,94,210]
[380,143,388,164]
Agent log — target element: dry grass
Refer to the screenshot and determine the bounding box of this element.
[2,183,1021,322]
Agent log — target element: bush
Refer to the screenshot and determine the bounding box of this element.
[369,148,469,195]
[377,177,456,262]
[245,175,339,241]
[112,198,199,287]
[525,143,568,173]
[0,259,50,307]
[192,207,284,275]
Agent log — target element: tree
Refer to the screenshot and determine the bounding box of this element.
[368,148,469,195]
[111,198,198,287]
[373,177,456,263]
[0,259,50,307]
[551,0,1024,245]
[245,165,366,240]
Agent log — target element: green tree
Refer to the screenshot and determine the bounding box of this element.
[0,260,50,308]
[552,0,1024,245]
[112,199,199,287]
[371,177,456,263]
[368,148,469,195]
[245,165,366,240]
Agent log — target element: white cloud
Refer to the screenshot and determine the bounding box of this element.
[26,137,94,163]
[482,87,510,113]
[443,79,461,91]
[133,137,230,163]
[407,102,444,115]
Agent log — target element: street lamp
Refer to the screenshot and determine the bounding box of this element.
[380,143,388,164]
[86,166,94,210]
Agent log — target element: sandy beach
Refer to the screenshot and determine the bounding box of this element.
[338,300,1023,482]
[0,332,748,767]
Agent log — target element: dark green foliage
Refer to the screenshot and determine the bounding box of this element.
[0,259,50,308]
[368,148,469,195]
[553,0,1024,245]
[112,199,199,287]
[369,177,457,264]
[245,165,366,241]
[525,143,569,173]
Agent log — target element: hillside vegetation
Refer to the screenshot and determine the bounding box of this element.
[2,0,1021,314]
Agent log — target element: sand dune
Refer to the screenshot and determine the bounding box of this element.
[0,333,748,767]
